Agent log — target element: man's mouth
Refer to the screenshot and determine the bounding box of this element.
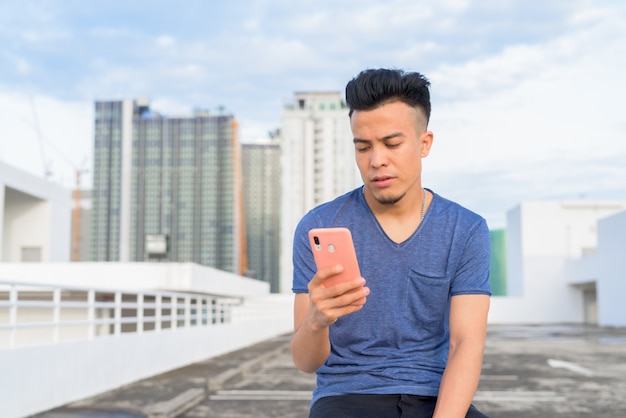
[370,176,394,187]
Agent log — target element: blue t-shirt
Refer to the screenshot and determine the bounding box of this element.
[292,187,491,405]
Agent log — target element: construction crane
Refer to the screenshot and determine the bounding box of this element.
[27,97,89,261]
[30,97,53,179]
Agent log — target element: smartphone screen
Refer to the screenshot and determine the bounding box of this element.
[308,227,361,287]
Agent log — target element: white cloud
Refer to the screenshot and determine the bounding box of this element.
[440,0,470,13]
[567,7,610,26]
[286,11,329,33]
[19,28,69,43]
[89,27,132,38]
[155,35,176,47]
[242,18,260,31]
[170,63,205,79]
[4,52,32,75]
[352,2,433,30]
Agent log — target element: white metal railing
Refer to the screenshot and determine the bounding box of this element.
[0,280,246,349]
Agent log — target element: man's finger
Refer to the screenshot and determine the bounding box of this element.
[309,264,344,287]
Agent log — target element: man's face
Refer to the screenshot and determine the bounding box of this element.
[351,100,433,207]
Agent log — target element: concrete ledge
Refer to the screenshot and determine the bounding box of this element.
[145,388,206,418]
[207,342,290,391]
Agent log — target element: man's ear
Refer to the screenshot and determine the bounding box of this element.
[420,131,434,157]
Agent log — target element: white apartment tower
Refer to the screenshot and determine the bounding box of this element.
[279,92,361,292]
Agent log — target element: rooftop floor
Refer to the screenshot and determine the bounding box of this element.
[34,324,626,418]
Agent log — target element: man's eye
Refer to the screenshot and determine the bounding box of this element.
[386,143,400,148]
[356,146,370,153]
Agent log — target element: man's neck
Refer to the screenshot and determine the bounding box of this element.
[364,187,429,244]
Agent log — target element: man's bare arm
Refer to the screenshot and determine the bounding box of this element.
[434,294,490,417]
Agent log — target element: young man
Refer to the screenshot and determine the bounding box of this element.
[291,68,491,418]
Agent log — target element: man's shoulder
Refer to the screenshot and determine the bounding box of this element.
[430,190,486,225]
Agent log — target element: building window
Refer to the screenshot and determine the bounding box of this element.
[21,247,42,262]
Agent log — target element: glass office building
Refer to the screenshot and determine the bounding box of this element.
[242,141,281,292]
[91,100,242,273]
[92,101,126,262]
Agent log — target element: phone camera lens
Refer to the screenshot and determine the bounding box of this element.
[313,236,320,245]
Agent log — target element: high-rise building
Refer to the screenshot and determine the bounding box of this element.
[70,189,91,261]
[279,92,361,292]
[91,100,244,273]
[242,140,281,292]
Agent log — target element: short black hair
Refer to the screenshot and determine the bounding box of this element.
[345,68,431,124]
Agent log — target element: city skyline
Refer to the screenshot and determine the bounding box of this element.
[1,0,625,228]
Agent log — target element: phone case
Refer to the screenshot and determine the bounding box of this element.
[308,227,361,287]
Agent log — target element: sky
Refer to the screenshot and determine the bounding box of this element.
[0,0,624,228]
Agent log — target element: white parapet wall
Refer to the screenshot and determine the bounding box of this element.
[0,262,294,418]
[0,306,292,418]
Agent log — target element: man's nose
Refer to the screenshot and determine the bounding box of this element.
[370,146,388,167]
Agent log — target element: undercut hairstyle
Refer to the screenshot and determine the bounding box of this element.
[345,68,431,125]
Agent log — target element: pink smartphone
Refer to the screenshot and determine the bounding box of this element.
[308,227,361,287]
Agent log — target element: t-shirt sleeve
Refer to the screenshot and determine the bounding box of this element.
[291,215,319,294]
[450,218,492,297]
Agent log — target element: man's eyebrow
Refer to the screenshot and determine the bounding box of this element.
[381,132,404,141]
[353,132,404,144]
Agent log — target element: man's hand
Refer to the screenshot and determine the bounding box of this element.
[306,264,369,330]
[291,265,369,373]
